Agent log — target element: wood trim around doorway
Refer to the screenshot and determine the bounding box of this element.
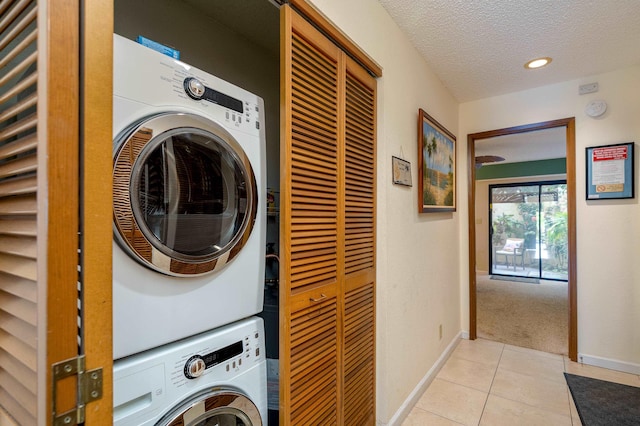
[467,117,578,361]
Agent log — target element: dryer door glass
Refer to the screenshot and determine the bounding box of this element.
[113,113,257,276]
[133,129,247,258]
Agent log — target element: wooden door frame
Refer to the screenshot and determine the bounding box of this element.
[43,0,114,423]
[467,117,578,361]
[81,0,114,423]
[43,0,82,422]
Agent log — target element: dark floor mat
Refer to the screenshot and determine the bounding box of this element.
[564,373,640,425]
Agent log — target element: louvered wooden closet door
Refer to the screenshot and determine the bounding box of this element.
[0,1,112,424]
[0,2,45,423]
[342,57,376,426]
[281,3,377,425]
[281,8,342,425]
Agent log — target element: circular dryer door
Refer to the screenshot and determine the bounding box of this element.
[158,389,262,426]
[113,112,257,276]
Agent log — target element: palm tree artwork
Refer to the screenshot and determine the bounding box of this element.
[420,110,455,211]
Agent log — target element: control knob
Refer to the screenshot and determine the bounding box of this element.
[184,355,206,379]
[184,77,205,100]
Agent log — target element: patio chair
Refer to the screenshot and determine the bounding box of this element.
[495,238,525,271]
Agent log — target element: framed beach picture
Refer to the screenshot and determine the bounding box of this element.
[418,109,456,213]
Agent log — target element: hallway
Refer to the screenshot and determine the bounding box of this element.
[403,338,640,425]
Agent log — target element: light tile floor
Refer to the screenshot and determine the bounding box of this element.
[403,338,640,425]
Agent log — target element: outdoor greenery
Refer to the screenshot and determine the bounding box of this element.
[491,212,520,246]
[517,202,538,249]
[491,184,568,279]
[545,210,568,270]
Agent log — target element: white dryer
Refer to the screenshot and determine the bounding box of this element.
[113,316,267,426]
[112,34,266,359]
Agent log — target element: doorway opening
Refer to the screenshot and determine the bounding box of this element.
[490,181,568,281]
[467,118,577,360]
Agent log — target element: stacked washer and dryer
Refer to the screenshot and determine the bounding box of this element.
[111,34,268,426]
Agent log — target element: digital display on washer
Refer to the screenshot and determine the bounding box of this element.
[203,87,244,113]
[203,340,244,368]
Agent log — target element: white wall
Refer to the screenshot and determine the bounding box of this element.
[308,1,461,424]
[460,65,640,372]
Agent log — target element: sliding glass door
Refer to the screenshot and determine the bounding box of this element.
[490,181,568,281]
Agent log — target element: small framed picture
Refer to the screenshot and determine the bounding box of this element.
[586,142,634,200]
[392,156,412,186]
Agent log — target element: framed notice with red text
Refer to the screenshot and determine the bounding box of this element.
[586,142,634,200]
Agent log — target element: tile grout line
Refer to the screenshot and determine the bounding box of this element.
[490,345,575,422]
[563,358,578,425]
[420,406,466,426]
[417,342,505,426]
[476,343,505,425]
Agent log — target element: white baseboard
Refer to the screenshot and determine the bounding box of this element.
[460,330,470,340]
[385,331,462,426]
[578,353,640,375]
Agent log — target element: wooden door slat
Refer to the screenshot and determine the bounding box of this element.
[282,6,376,425]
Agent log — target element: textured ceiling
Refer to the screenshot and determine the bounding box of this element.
[181,0,638,163]
[377,0,640,102]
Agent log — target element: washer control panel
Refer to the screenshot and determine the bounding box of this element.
[113,318,266,426]
[184,356,206,379]
[184,340,243,379]
[170,326,263,388]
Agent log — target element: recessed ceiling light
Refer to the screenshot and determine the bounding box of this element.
[525,57,552,69]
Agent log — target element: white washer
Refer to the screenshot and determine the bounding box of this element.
[113,316,267,426]
[112,34,266,359]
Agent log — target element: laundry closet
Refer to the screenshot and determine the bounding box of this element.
[114,1,379,424]
[0,0,377,424]
[114,0,280,424]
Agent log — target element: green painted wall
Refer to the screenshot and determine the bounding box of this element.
[476,158,566,180]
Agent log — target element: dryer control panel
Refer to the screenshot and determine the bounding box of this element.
[183,77,243,113]
[113,34,265,138]
[113,317,266,426]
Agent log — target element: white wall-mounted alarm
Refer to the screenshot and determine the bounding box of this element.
[585,99,607,117]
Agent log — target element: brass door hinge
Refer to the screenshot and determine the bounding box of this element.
[52,355,103,426]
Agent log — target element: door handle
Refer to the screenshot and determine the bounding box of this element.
[309,293,327,303]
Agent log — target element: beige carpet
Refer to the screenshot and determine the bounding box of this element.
[476,274,568,355]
